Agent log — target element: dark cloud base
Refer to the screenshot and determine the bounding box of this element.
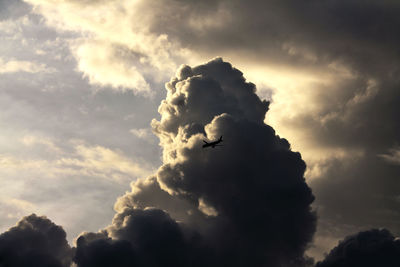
[316,229,400,267]
[1,59,398,267]
[0,214,72,267]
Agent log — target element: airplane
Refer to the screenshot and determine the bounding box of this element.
[202,136,223,148]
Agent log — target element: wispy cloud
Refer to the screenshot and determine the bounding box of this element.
[25,0,191,95]
[129,128,156,144]
[57,143,154,181]
[0,57,55,74]
[1,139,154,183]
[73,40,152,95]
[379,147,400,165]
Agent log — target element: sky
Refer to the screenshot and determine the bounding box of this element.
[1,0,400,266]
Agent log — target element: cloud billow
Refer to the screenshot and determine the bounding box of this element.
[73,58,317,267]
[74,208,209,267]
[316,229,400,267]
[0,214,72,267]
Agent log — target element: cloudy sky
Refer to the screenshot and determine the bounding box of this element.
[1,0,400,266]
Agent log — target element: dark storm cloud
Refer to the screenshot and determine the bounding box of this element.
[304,77,400,247]
[26,0,400,154]
[0,214,72,267]
[27,0,400,150]
[150,0,400,157]
[317,229,400,267]
[114,176,206,225]
[311,153,400,231]
[265,2,400,251]
[75,236,136,267]
[136,0,400,151]
[284,76,400,153]
[157,0,399,244]
[75,208,208,267]
[136,0,400,72]
[74,58,316,267]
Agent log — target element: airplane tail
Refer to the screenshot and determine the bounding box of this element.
[219,136,223,141]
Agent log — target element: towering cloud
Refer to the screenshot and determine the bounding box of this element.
[75,58,316,267]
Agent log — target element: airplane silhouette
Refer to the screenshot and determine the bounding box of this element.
[202,136,223,148]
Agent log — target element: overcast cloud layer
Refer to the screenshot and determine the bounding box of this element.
[1,0,400,264]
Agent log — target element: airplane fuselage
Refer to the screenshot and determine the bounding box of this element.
[202,136,223,148]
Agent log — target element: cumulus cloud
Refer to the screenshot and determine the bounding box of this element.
[0,214,72,267]
[75,208,210,267]
[73,58,316,267]
[316,229,400,267]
